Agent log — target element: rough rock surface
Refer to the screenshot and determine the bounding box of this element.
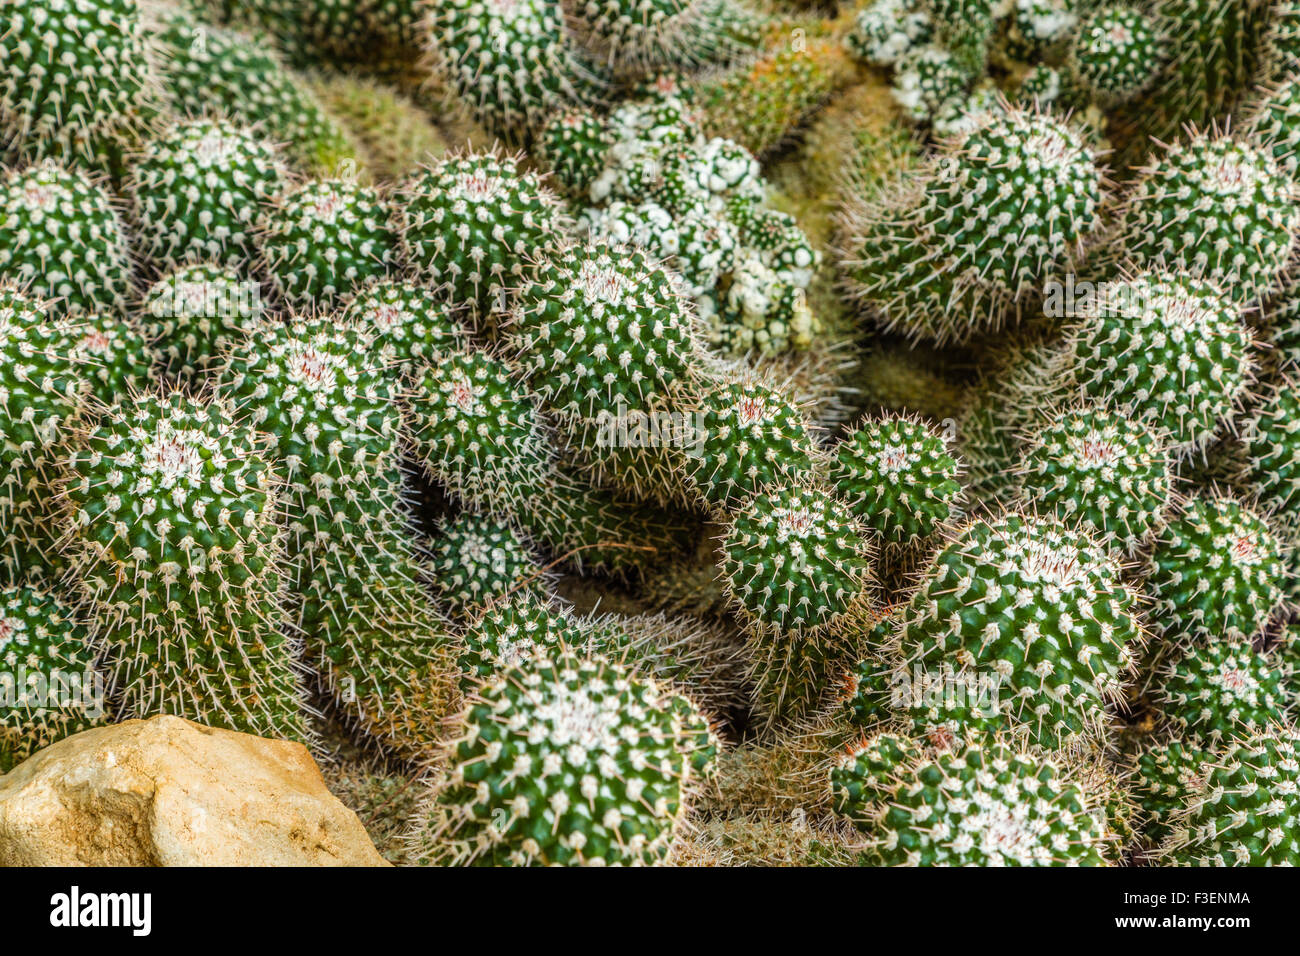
[0,715,388,866]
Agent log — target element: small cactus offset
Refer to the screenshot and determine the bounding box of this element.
[409,647,716,865]
[1067,5,1163,106]
[428,512,546,619]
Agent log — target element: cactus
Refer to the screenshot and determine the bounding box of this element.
[401,151,562,319]
[1017,404,1174,554]
[844,0,933,67]
[832,412,962,551]
[259,176,399,309]
[340,279,467,379]
[61,391,306,740]
[1058,271,1255,456]
[1005,0,1077,57]
[142,264,265,383]
[0,582,104,772]
[896,512,1144,748]
[1153,638,1292,746]
[1240,375,1300,516]
[1067,5,1163,106]
[157,17,357,176]
[1160,725,1300,865]
[0,160,130,316]
[0,0,157,159]
[840,106,1104,344]
[922,0,997,75]
[70,311,153,405]
[1107,132,1299,306]
[409,647,715,865]
[1130,740,1212,847]
[428,512,546,619]
[831,734,1112,865]
[563,0,762,76]
[1246,79,1300,182]
[889,45,968,122]
[1145,494,1285,643]
[128,119,288,270]
[425,0,604,143]
[540,107,615,197]
[457,593,584,687]
[0,287,88,584]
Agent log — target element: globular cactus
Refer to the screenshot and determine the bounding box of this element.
[0,582,104,772]
[0,160,130,316]
[61,391,306,740]
[896,512,1144,748]
[428,512,546,619]
[705,255,818,355]
[409,647,716,865]
[425,0,604,144]
[1067,5,1163,106]
[1144,494,1285,643]
[1130,739,1212,847]
[157,17,357,176]
[1017,404,1174,554]
[844,0,933,67]
[401,151,562,320]
[0,287,88,584]
[128,119,288,270]
[1057,271,1254,456]
[70,311,153,405]
[841,106,1104,344]
[831,412,962,552]
[259,176,400,309]
[340,279,467,379]
[831,734,1112,865]
[1152,638,1292,745]
[457,593,583,687]
[142,264,265,382]
[921,0,997,75]
[0,0,158,159]
[889,45,968,122]
[1160,725,1300,865]
[1246,79,1300,181]
[1240,374,1300,517]
[1005,0,1077,57]
[540,107,615,197]
[563,0,762,76]
[1106,132,1299,305]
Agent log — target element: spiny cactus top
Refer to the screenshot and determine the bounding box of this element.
[678,375,819,513]
[427,0,603,142]
[540,107,615,197]
[339,280,467,378]
[898,512,1144,747]
[720,484,874,636]
[0,0,156,154]
[1068,5,1162,105]
[565,0,761,75]
[844,0,932,67]
[129,119,289,270]
[0,160,130,316]
[1018,404,1174,554]
[429,512,544,619]
[832,413,962,549]
[1061,271,1253,455]
[844,106,1104,344]
[142,264,265,381]
[0,582,102,772]
[0,287,86,462]
[458,594,583,687]
[1112,132,1300,305]
[1131,740,1212,846]
[510,242,703,422]
[1154,638,1292,746]
[1161,726,1300,866]
[889,45,968,122]
[1241,375,1300,515]
[831,734,1111,865]
[259,177,399,309]
[63,391,304,740]
[1145,495,1285,643]
[70,311,151,405]
[402,152,561,317]
[415,648,712,865]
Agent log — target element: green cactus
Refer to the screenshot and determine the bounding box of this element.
[70,311,153,405]
[564,0,762,76]
[0,0,157,159]
[844,0,932,67]
[128,118,288,270]
[831,734,1112,865]
[401,151,562,320]
[339,279,467,379]
[142,264,265,383]
[1107,132,1299,305]
[0,582,104,772]
[841,105,1104,344]
[1018,404,1174,554]
[1145,494,1284,643]
[1240,374,1300,516]
[1153,638,1292,746]
[259,176,399,309]
[889,45,967,122]
[409,647,716,865]
[1160,725,1300,865]
[1130,740,1212,847]
[430,513,546,620]
[457,593,584,689]
[1067,5,1163,106]
[0,159,130,316]
[897,512,1144,748]
[1006,0,1077,56]
[832,412,962,551]
[62,391,306,740]
[540,107,615,197]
